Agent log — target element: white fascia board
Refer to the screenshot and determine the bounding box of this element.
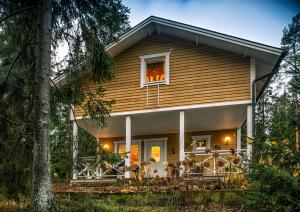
[106,16,282,56]
[73,100,251,120]
[149,17,282,55]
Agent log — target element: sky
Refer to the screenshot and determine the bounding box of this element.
[123,0,300,48]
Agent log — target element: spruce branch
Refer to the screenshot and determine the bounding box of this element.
[0,6,36,24]
[49,77,79,128]
[2,34,36,86]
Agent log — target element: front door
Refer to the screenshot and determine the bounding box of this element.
[145,139,167,177]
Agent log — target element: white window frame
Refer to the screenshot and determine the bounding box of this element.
[192,135,212,152]
[114,139,142,166]
[140,52,170,88]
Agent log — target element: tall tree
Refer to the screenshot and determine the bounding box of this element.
[31,0,52,210]
[281,12,300,150]
[0,0,37,200]
[0,0,129,207]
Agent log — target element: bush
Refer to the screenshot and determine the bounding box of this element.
[243,138,300,211]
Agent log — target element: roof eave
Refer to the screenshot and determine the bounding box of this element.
[106,16,283,57]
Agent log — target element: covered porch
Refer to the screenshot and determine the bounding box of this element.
[71,101,253,180]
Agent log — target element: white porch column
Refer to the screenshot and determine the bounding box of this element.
[237,128,241,153]
[247,57,256,159]
[247,105,253,159]
[179,111,185,162]
[125,116,131,178]
[72,120,78,179]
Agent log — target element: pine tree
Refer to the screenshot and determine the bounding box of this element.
[281,12,300,150]
[0,0,129,208]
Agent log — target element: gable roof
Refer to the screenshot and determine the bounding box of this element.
[107,16,282,58]
[54,16,284,101]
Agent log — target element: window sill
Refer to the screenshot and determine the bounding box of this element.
[143,81,167,87]
[192,148,210,153]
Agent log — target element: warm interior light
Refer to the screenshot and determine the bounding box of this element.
[225,136,231,145]
[103,144,110,150]
[146,61,165,82]
[118,144,139,165]
[151,146,161,162]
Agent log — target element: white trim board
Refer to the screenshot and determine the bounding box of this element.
[72,100,251,120]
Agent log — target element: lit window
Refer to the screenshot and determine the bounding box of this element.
[140,52,170,87]
[196,140,207,149]
[192,135,211,152]
[151,146,161,162]
[118,144,139,165]
[146,61,165,82]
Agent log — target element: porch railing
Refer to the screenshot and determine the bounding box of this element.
[184,149,247,176]
[75,156,125,180]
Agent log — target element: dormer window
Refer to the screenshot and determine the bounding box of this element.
[140,52,170,87]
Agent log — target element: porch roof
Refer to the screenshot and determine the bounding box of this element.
[77,102,247,138]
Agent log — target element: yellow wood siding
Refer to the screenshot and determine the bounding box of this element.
[99,129,237,164]
[75,34,250,116]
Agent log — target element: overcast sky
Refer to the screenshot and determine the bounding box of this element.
[123,0,300,48]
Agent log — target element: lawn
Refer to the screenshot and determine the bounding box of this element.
[0,190,244,211]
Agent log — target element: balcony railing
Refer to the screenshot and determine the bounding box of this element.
[184,149,247,176]
[75,156,125,180]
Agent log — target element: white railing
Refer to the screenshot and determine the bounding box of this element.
[184,149,247,176]
[75,156,125,180]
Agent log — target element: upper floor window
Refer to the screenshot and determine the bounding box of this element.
[140,52,170,87]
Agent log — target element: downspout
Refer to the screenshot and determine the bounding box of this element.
[252,51,287,137]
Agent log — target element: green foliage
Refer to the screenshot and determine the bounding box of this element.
[255,85,296,145]
[96,148,122,164]
[242,13,300,211]
[50,0,130,127]
[0,0,130,199]
[243,137,300,211]
[77,129,98,157]
[51,192,242,212]
[0,1,37,200]
[281,13,300,92]
[0,139,32,200]
[50,104,72,180]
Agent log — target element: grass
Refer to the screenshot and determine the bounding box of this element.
[52,191,244,212]
[0,190,245,211]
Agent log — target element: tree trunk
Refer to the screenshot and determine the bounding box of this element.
[32,0,52,211]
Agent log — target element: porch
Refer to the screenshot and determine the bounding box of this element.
[71,101,253,181]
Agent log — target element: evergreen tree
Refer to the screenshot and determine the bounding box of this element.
[0,0,130,208]
[281,12,300,150]
[245,13,300,211]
